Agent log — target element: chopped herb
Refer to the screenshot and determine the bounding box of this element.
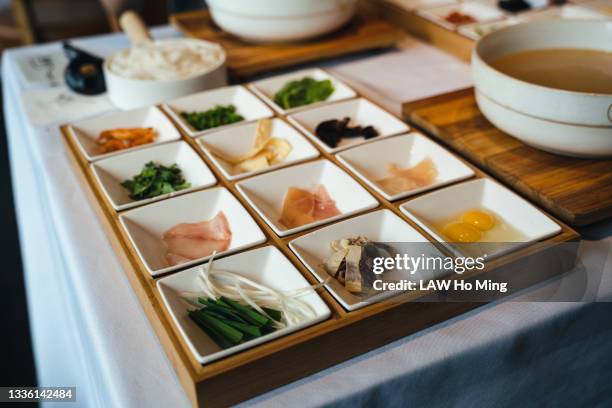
[273,77,335,109]
[121,161,191,200]
[181,104,244,131]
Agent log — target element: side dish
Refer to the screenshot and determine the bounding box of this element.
[322,236,396,293]
[181,104,244,131]
[375,158,438,195]
[274,77,335,110]
[183,254,317,349]
[211,119,292,174]
[444,11,477,24]
[440,208,526,242]
[315,117,378,148]
[107,39,224,81]
[121,161,191,200]
[280,185,341,229]
[97,127,156,153]
[163,211,232,266]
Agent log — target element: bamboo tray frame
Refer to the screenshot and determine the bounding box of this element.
[60,76,579,407]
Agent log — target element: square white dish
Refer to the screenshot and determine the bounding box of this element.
[162,85,274,137]
[119,187,266,276]
[399,178,561,259]
[67,106,181,161]
[248,68,357,115]
[386,0,459,11]
[196,118,320,181]
[289,209,446,311]
[336,132,475,201]
[458,16,524,40]
[235,160,378,237]
[91,141,217,211]
[156,245,331,364]
[287,98,410,153]
[418,2,507,29]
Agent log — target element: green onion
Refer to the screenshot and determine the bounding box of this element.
[221,296,270,327]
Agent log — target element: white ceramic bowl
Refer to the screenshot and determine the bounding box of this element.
[104,38,227,110]
[235,159,378,237]
[289,209,445,311]
[207,0,358,43]
[119,187,266,276]
[288,98,410,153]
[91,141,217,211]
[248,68,357,115]
[67,106,181,161]
[196,118,320,181]
[400,178,561,259]
[157,245,331,364]
[336,132,475,201]
[162,85,274,137]
[472,20,612,158]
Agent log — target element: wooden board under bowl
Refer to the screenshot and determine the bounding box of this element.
[402,88,612,227]
[170,10,404,79]
[60,76,580,407]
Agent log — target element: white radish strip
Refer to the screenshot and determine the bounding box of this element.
[183,251,319,327]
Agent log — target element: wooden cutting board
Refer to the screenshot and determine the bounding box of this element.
[170,10,404,78]
[403,88,612,227]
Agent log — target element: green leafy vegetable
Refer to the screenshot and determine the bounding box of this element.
[189,297,281,349]
[273,77,335,109]
[121,161,191,201]
[181,104,244,131]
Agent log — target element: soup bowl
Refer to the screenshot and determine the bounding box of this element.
[207,0,357,43]
[472,20,612,158]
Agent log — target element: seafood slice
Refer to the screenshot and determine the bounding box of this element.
[376,157,438,195]
[163,211,232,266]
[279,187,315,229]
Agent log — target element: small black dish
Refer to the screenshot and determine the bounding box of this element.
[63,42,106,95]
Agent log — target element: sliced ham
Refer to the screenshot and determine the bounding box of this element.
[279,185,340,229]
[312,185,341,220]
[163,211,232,266]
[376,157,438,195]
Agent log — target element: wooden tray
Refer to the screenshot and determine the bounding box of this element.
[402,88,612,227]
[60,80,579,407]
[170,10,404,78]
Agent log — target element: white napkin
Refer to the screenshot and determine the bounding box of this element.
[20,86,115,126]
[328,36,473,115]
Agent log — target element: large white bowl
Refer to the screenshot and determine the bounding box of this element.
[472,20,612,158]
[104,38,227,110]
[207,0,358,43]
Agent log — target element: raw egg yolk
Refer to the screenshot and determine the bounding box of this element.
[443,222,482,243]
[461,209,495,231]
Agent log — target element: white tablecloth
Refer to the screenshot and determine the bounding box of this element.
[4,27,612,408]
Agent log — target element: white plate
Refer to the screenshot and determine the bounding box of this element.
[91,141,217,211]
[418,2,507,29]
[67,106,181,161]
[458,16,524,40]
[385,0,459,11]
[157,245,331,364]
[399,178,561,259]
[336,133,475,201]
[162,85,274,137]
[196,118,320,181]
[287,98,410,153]
[236,160,378,237]
[119,187,266,276]
[289,209,446,311]
[248,68,357,115]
